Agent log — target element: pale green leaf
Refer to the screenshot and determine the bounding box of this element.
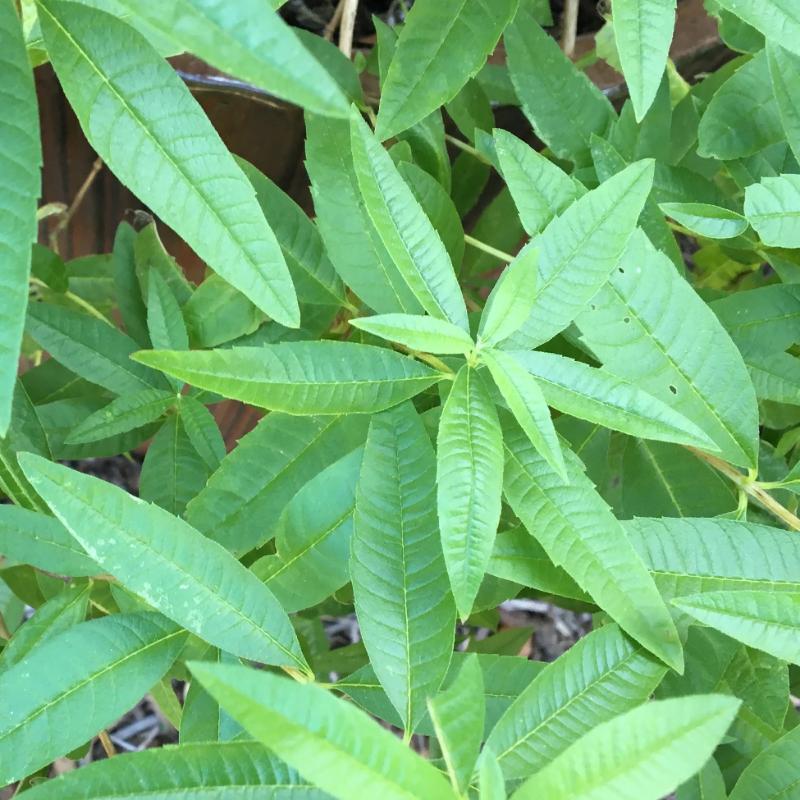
[190,662,457,800]
[675,591,800,665]
[510,351,717,450]
[437,366,503,618]
[112,221,149,348]
[134,342,442,414]
[477,245,538,347]
[574,229,760,468]
[767,43,800,164]
[37,0,299,326]
[252,448,362,612]
[511,695,740,800]
[350,314,474,355]
[483,350,566,479]
[146,269,189,382]
[427,654,484,795]
[659,202,749,239]
[351,111,468,330]
[744,174,800,248]
[0,0,41,436]
[503,419,683,671]
[505,5,615,162]
[375,0,517,140]
[494,130,579,235]
[0,505,96,576]
[677,758,728,800]
[186,413,368,556]
[178,396,225,471]
[507,160,654,349]
[728,724,800,800]
[19,453,309,673]
[714,0,800,56]
[0,612,186,785]
[65,388,176,444]
[479,748,507,800]
[351,403,456,732]
[14,741,325,799]
[613,0,676,121]
[485,624,667,781]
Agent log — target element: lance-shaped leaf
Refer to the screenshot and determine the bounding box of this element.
[252,447,362,612]
[190,662,458,800]
[503,420,683,671]
[0,0,41,436]
[375,0,517,140]
[659,202,749,240]
[485,624,667,781]
[768,43,800,164]
[744,174,800,248]
[511,695,740,800]
[613,0,676,121]
[483,350,566,480]
[350,111,468,330]
[675,591,800,665]
[66,388,176,444]
[574,229,759,468]
[494,130,579,236]
[351,403,456,733]
[505,5,615,162]
[0,505,96,576]
[19,454,309,673]
[26,303,168,395]
[427,654,484,796]
[437,366,503,618]
[478,245,539,347]
[510,351,717,449]
[37,0,299,327]
[350,314,474,355]
[0,612,186,785]
[728,725,800,800]
[135,342,441,414]
[713,0,800,56]
[14,741,323,800]
[186,413,368,555]
[677,759,727,800]
[506,160,654,349]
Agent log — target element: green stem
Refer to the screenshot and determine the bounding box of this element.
[463,234,514,263]
[444,134,491,165]
[29,277,112,324]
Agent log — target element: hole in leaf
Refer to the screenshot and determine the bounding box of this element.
[668,385,677,395]
[623,316,630,323]
[618,267,625,274]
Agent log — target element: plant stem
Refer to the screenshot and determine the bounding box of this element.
[560,0,579,58]
[98,730,116,758]
[29,277,112,324]
[338,0,359,58]
[463,234,514,263]
[393,343,455,375]
[48,157,104,255]
[444,134,491,165]
[688,447,800,531]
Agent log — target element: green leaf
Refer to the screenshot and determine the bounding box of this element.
[445,78,493,144]
[351,403,456,733]
[659,202,749,239]
[135,342,442,414]
[65,388,176,444]
[494,130,580,235]
[479,748,507,800]
[37,0,299,326]
[190,662,458,800]
[26,303,168,395]
[0,0,41,436]
[485,624,667,781]
[728,725,800,800]
[478,245,538,347]
[146,268,189,379]
[112,221,149,347]
[0,611,186,785]
[509,351,717,449]
[510,695,740,800]
[177,396,225,471]
[0,505,96,576]
[675,591,800,665]
[677,758,728,800]
[437,366,503,618]
[427,654,484,795]
[698,52,782,160]
[483,350,566,480]
[186,413,368,556]
[251,447,362,612]
[767,43,800,164]
[574,229,760,468]
[19,453,309,673]
[613,0,676,121]
[133,221,194,307]
[744,174,800,248]
[713,0,800,56]
[351,111,468,330]
[350,314,474,355]
[506,160,654,349]
[505,4,615,163]
[375,0,517,140]
[503,419,683,671]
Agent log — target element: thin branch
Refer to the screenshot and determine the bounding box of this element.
[338,0,359,59]
[323,0,346,41]
[560,0,579,58]
[444,133,491,165]
[464,234,514,263]
[97,730,117,758]
[48,157,104,254]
